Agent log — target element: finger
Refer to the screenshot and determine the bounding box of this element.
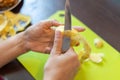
[41,19,62,29]
[44,47,52,54]
[50,30,63,55]
[63,48,79,63]
[65,47,77,57]
[73,26,85,32]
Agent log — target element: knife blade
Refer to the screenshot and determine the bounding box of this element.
[62,0,71,52]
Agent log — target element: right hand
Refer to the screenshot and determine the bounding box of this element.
[44,30,80,80]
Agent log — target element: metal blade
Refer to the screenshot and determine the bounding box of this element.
[64,0,71,30]
[62,0,71,52]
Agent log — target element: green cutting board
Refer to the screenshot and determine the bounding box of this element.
[18,11,120,80]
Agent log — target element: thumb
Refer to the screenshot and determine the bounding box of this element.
[50,30,63,55]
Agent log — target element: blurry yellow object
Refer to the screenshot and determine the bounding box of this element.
[54,26,91,62]
[0,11,31,40]
[94,38,104,48]
[55,26,104,63]
[0,18,13,39]
[65,29,91,62]
[89,53,104,63]
[0,15,8,32]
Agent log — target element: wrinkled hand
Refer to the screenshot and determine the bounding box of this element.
[24,20,61,53]
[23,19,85,53]
[44,31,80,80]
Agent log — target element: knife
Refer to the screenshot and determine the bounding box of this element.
[62,0,71,52]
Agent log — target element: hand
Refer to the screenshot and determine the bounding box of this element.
[23,19,85,53]
[24,20,61,53]
[44,30,80,80]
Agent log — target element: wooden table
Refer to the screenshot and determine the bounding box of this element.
[0,0,120,80]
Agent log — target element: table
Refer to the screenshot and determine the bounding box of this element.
[0,0,120,80]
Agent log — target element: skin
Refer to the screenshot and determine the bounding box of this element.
[0,19,85,79]
[44,30,80,80]
[0,20,61,68]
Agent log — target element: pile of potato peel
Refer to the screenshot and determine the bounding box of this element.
[0,11,31,40]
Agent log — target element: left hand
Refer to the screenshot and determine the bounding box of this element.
[23,19,85,53]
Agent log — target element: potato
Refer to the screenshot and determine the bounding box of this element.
[54,26,91,62]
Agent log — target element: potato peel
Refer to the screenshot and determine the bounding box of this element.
[89,53,104,63]
[55,26,104,63]
[54,26,91,62]
[0,11,31,40]
[65,29,91,63]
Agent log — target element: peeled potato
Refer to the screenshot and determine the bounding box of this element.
[54,26,104,63]
[54,26,91,62]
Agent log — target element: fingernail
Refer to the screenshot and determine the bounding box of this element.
[74,26,86,31]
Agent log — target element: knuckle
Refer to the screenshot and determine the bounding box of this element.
[72,53,78,59]
[48,20,56,26]
[54,40,58,44]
